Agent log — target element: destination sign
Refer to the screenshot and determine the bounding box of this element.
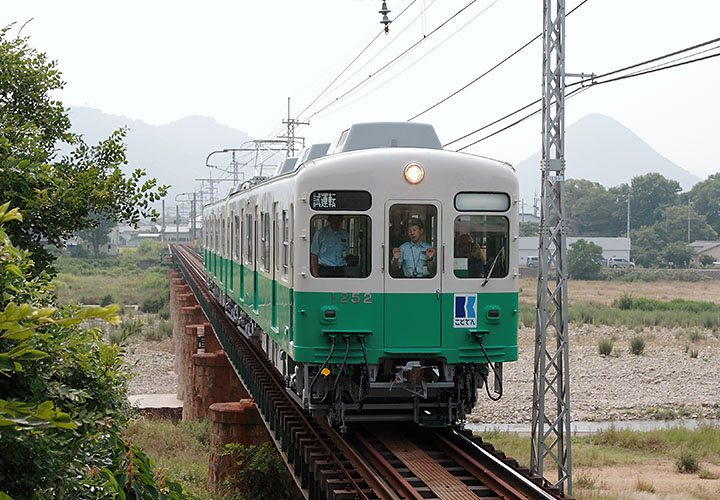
[310,190,372,211]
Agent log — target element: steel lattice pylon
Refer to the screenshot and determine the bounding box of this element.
[530,0,572,495]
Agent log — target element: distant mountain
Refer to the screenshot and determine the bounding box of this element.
[514,114,701,207]
[66,107,253,206]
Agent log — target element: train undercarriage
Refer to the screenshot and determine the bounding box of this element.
[209,282,501,430]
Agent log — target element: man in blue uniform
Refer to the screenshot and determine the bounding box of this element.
[311,215,349,277]
[390,218,436,277]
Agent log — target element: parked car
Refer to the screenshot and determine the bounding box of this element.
[608,257,634,268]
[527,256,538,267]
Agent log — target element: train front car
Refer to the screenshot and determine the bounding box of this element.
[290,123,518,429]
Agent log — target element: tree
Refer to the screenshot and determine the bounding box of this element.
[629,173,681,228]
[689,172,720,235]
[662,241,694,268]
[0,25,167,275]
[567,238,604,280]
[519,221,539,236]
[76,212,116,257]
[0,203,183,499]
[699,254,715,267]
[565,179,625,236]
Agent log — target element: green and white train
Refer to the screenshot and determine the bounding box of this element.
[203,122,518,429]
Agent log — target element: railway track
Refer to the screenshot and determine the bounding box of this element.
[169,244,573,500]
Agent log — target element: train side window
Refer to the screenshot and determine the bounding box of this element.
[388,204,437,278]
[282,210,289,280]
[234,214,240,260]
[309,215,371,278]
[245,214,253,263]
[453,215,509,279]
[260,212,270,271]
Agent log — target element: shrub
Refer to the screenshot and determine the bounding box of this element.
[688,329,705,342]
[630,336,645,355]
[598,338,613,356]
[141,295,166,313]
[635,477,655,493]
[676,449,699,473]
[100,293,114,306]
[699,254,715,267]
[567,239,604,280]
[223,442,302,500]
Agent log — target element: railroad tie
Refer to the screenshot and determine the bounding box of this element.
[376,430,479,500]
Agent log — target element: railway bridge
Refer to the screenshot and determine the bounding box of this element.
[166,243,573,500]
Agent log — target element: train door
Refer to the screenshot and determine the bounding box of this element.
[253,206,259,312]
[384,201,442,348]
[271,204,278,329]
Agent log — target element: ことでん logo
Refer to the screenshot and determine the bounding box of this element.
[454,294,477,328]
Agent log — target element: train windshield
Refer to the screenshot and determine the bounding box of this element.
[388,204,438,279]
[454,215,508,279]
[309,215,371,278]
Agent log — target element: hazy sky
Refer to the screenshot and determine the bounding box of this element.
[5,0,720,181]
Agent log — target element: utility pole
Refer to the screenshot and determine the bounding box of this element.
[191,192,197,242]
[531,0,572,494]
[627,193,631,238]
[280,98,309,156]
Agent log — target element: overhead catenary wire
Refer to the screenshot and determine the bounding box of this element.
[409,0,591,122]
[294,0,420,122]
[445,37,720,151]
[309,0,502,124]
[303,0,482,122]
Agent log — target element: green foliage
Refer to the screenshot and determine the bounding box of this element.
[568,298,720,329]
[629,336,645,355]
[0,26,167,276]
[661,241,694,268]
[565,179,626,236]
[689,172,720,234]
[99,294,114,307]
[519,221,539,236]
[676,449,699,473]
[567,239,604,279]
[612,293,720,314]
[699,254,715,267]
[141,295,167,314]
[630,173,681,228]
[598,338,613,356]
[224,442,302,500]
[0,202,179,499]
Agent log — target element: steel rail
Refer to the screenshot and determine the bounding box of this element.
[170,244,374,500]
[350,432,425,500]
[448,428,564,500]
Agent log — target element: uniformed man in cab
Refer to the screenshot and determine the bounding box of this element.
[310,215,349,277]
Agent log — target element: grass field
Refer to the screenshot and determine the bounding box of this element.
[483,424,720,500]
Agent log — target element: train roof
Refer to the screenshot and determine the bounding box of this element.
[330,122,442,154]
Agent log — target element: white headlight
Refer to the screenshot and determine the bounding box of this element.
[404,163,424,184]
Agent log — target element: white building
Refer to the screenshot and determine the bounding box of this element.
[519,237,631,266]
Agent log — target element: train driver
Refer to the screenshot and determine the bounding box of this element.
[391,218,436,277]
[310,215,349,277]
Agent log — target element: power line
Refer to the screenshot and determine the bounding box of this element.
[294,0,420,121]
[304,0,482,122]
[409,0,591,122]
[445,37,720,150]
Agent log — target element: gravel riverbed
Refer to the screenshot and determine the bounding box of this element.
[127,325,720,424]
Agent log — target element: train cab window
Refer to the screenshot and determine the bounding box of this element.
[389,204,438,278]
[453,215,509,279]
[309,215,371,278]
